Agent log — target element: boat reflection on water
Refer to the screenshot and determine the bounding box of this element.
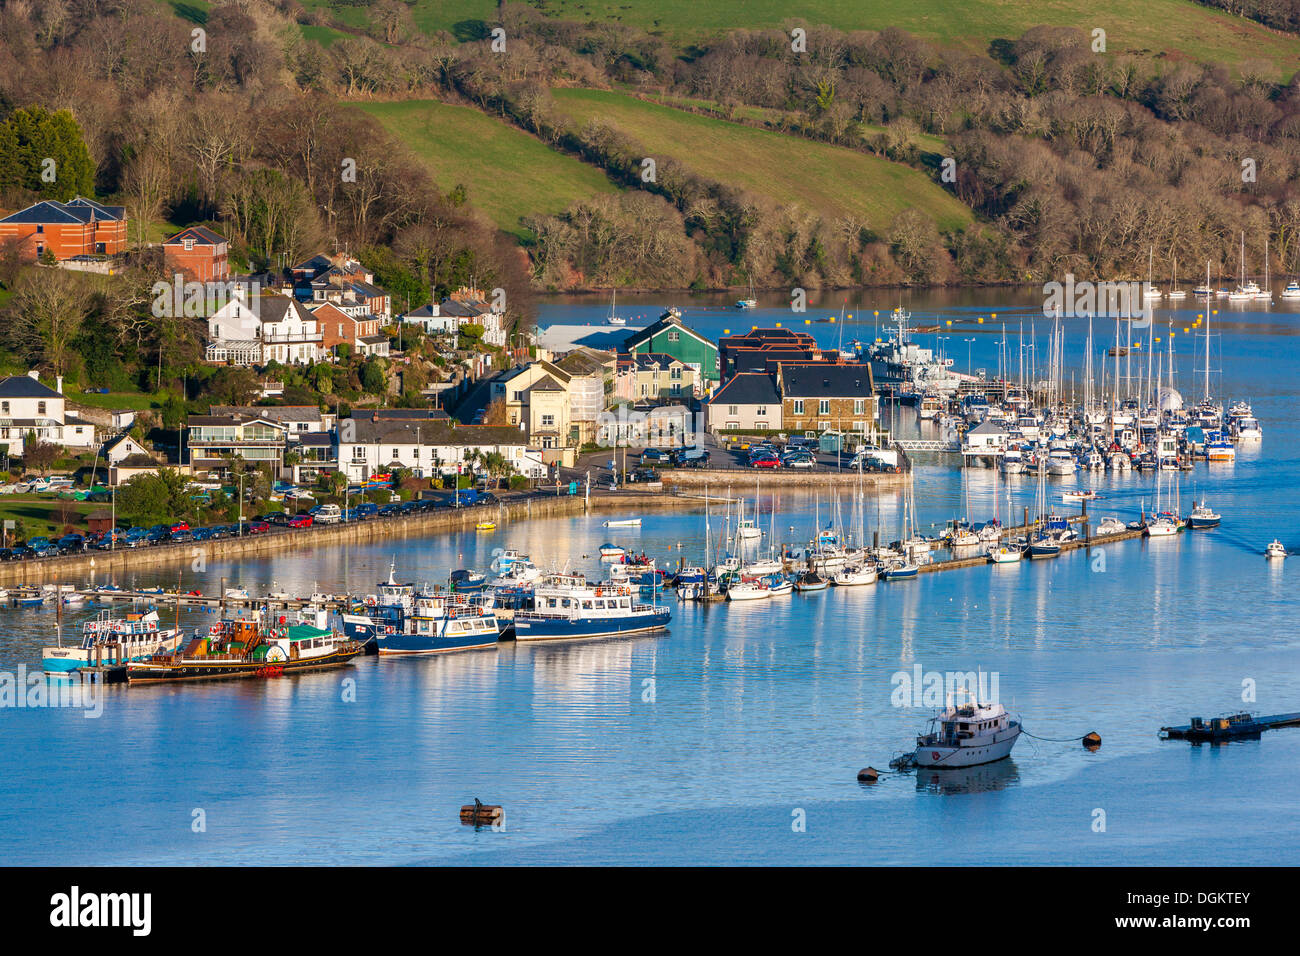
[913,758,1021,795]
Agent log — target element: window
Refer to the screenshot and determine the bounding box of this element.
[819,420,830,431]
[671,366,681,379]
[667,331,680,342]
[1,402,8,414]
[37,401,46,416]
[541,414,555,427]
[352,447,366,461]
[854,399,865,415]
[36,224,43,234]
[391,448,400,460]
[819,399,830,415]
[755,406,766,417]
[728,405,738,415]
[183,238,194,251]
[793,400,804,415]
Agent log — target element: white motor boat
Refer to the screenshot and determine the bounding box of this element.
[602,518,641,528]
[987,544,1023,564]
[1094,516,1126,536]
[1281,280,1300,299]
[599,544,626,559]
[1046,449,1077,476]
[726,579,772,601]
[948,528,980,548]
[1265,539,1287,560]
[1061,490,1100,503]
[910,697,1021,769]
[832,565,878,586]
[735,519,763,541]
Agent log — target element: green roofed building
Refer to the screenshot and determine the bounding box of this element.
[622,311,719,386]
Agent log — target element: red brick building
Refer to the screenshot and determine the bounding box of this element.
[0,197,127,261]
[312,303,388,357]
[161,226,229,282]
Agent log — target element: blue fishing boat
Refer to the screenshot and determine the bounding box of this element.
[377,595,502,656]
[513,574,670,641]
[449,568,487,593]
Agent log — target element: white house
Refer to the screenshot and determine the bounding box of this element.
[337,417,545,481]
[961,419,1009,458]
[0,372,96,455]
[204,290,322,366]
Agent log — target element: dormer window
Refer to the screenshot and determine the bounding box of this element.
[183,238,194,251]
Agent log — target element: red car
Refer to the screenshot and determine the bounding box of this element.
[751,456,782,469]
[169,521,190,533]
[247,520,270,535]
[287,514,313,529]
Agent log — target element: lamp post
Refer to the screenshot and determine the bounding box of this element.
[964,338,976,375]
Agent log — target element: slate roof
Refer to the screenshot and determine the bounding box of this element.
[0,197,125,224]
[341,419,525,445]
[163,225,226,246]
[779,363,874,398]
[0,376,62,399]
[708,372,780,407]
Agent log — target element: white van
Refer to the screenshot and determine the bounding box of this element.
[313,503,342,524]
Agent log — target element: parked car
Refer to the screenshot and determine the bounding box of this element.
[264,512,291,526]
[639,448,669,464]
[146,525,172,544]
[751,455,782,469]
[287,514,313,529]
[8,545,33,560]
[782,451,815,469]
[246,520,270,535]
[92,530,125,550]
[378,503,402,517]
[56,534,86,553]
[354,503,379,520]
[169,521,190,533]
[32,543,59,558]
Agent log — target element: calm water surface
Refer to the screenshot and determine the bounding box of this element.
[2,291,1298,865]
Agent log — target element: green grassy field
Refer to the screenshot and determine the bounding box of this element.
[0,496,102,539]
[357,100,621,239]
[299,0,1299,76]
[550,89,973,232]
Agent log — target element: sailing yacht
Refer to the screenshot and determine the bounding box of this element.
[735,277,757,310]
[1229,233,1260,300]
[1167,257,1187,299]
[1253,238,1272,300]
[605,288,626,326]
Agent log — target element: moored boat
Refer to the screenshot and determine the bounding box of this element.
[41,610,183,673]
[513,574,670,641]
[908,697,1021,769]
[126,618,363,684]
[1186,501,1221,529]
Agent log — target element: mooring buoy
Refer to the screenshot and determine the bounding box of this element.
[857,767,880,783]
[1083,732,1101,751]
[459,799,503,826]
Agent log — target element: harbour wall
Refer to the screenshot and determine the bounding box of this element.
[0,491,714,585]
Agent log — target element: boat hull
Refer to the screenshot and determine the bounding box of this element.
[513,608,671,641]
[914,727,1020,768]
[126,645,363,684]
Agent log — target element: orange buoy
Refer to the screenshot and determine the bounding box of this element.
[857,767,880,783]
[1083,732,1102,751]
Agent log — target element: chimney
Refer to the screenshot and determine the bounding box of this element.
[56,376,63,394]
[27,369,39,381]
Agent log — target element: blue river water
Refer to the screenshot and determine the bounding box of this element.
[1,289,1298,865]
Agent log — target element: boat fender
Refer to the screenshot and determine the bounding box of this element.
[857,767,880,783]
[1082,732,1102,751]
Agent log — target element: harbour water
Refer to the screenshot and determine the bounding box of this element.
[2,290,1298,865]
